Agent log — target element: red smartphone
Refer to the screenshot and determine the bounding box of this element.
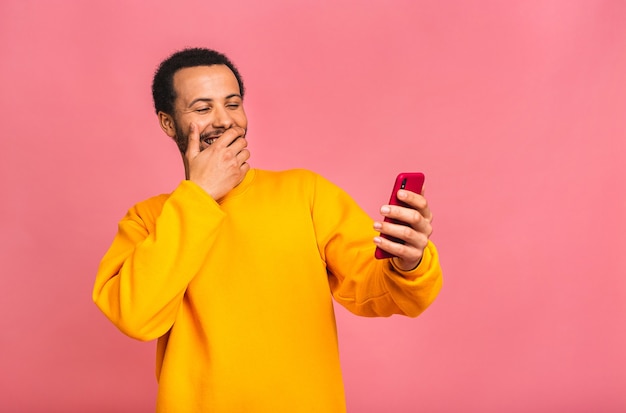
[374,172,425,260]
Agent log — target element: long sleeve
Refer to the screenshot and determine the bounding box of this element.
[92,180,225,341]
[92,168,441,412]
[310,173,443,318]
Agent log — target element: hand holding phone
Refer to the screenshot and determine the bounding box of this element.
[374,172,425,260]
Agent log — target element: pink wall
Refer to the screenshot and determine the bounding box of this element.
[1,0,625,411]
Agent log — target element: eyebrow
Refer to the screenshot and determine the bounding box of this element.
[188,94,242,108]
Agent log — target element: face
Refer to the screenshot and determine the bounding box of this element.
[159,64,248,153]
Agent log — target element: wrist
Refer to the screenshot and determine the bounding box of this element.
[392,257,422,272]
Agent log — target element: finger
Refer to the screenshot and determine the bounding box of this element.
[373,233,424,264]
[186,123,201,160]
[237,147,251,164]
[397,189,427,210]
[376,217,430,246]
[232,135,249,154]
[396,190,432,221]
[380,204,422,227]
[225,136,249,165]
[240,159,251,173]
[379,205,433,239]
[214,127,246,148]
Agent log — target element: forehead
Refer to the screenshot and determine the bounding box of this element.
[172,65,240,103]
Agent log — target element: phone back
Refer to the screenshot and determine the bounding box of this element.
[374,172,425,260]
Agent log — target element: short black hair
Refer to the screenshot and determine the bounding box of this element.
[151,47,245,115]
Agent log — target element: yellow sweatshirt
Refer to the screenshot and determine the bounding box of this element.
[93,168,442,412]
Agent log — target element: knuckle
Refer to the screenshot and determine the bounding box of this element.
[412,210,422,223]
[224,150,236,160]
[401,225,413,239]
[416,233,429,248]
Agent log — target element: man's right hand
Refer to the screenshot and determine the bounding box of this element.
[186,123,250,201]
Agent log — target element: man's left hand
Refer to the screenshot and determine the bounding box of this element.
[373,189,434,271]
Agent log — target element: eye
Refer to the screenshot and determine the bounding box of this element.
[226,103,240,110]
[195,107,211,113]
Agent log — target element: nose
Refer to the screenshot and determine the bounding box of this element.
[212,105,234,129]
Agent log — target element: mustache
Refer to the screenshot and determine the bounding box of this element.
[199,129,226,141]
[175,127,246,153]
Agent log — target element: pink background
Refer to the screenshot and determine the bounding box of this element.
[1,1,625,412]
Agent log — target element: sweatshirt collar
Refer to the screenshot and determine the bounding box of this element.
[220,168,256,202]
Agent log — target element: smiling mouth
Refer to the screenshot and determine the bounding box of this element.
[203,137,219,146]
[201,134,221,147]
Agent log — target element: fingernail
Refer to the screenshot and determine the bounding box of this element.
[397,190,407,199]
[380,206,390,214]
[373,222,382,230]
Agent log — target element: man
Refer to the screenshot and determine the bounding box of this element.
[93,47,442,412]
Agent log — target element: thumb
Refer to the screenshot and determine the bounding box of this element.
[186,123,201,160]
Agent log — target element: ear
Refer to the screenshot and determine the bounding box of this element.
[158,111,177,138]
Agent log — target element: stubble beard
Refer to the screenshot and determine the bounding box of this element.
[174,122,226,154]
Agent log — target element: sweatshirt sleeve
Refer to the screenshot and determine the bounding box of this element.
[311,173,443,318]
[92,180,225,341]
